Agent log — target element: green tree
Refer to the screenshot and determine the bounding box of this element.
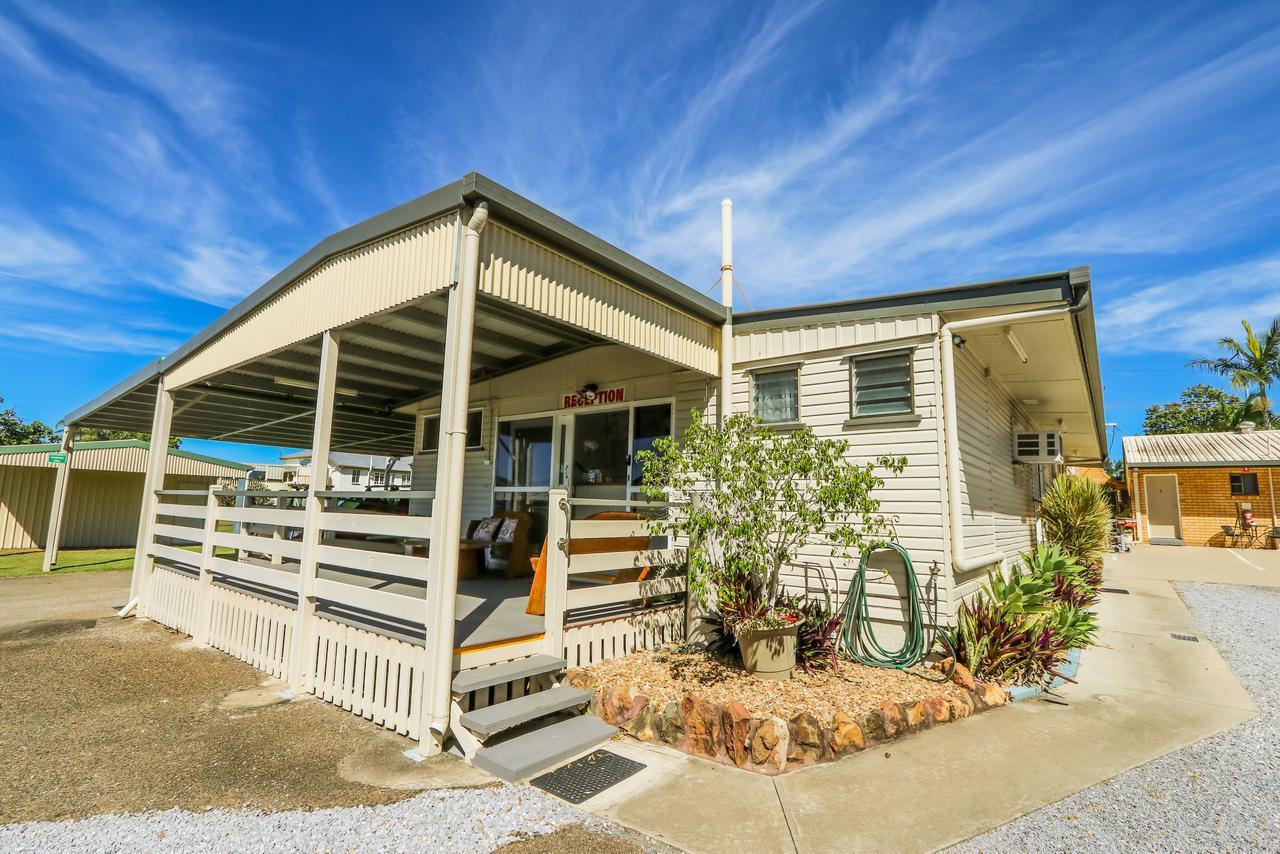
[1142,384,1271,435]
[637,412,905,610]
[1189,315,1280,429]
[74,427,181,448]
[0,395,58,445]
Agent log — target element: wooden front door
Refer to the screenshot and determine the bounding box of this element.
[1144,474,1182,544]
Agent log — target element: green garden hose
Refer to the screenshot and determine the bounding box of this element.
[837,541,955,680]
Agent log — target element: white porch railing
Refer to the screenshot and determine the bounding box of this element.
[542,489,689,667]
[139,485,690,743]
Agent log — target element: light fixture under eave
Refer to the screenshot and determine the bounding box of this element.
[1004,326,1029,364]
[274,376,361,397]
[1021,398,1040,405]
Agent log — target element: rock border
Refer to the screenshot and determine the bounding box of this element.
[585,660,1008,775]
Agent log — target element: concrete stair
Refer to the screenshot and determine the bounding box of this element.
[452,654,614,782]
[460,685,592,738]
[472,714,617,782]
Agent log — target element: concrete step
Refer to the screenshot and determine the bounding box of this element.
[460,686,592,738]
[452,654,566,695]
[472,715,616,782]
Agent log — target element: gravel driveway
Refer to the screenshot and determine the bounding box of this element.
[952,582,1280,852]
[0,787,625,854]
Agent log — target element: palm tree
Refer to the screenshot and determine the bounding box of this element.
[1189,315,1280,429]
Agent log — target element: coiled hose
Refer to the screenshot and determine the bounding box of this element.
[837,541,955,680]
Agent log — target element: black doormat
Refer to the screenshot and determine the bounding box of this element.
[531,750,646,804]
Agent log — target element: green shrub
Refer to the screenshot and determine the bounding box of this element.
[1040,474,1113,564]
[1021,543,1099,609]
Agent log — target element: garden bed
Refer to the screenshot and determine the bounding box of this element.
[567,648,1008,775]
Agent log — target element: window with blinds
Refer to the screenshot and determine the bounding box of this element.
[752,367,800,424]
[851,350,913,417]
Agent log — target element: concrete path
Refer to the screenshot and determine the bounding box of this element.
[577,545,1262,852]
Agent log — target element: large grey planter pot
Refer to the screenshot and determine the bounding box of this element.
[738,624,798,680]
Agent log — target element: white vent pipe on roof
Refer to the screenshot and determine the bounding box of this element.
[719,199,734,423]
[939,305,1072,572]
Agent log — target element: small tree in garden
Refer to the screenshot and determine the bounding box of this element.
[637,412,906,626]
[1039,474,1113,565]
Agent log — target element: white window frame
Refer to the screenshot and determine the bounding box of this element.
[349,469,362,485]
[420,407,486,453]
[748,363,802,427]
[847,346,916,422]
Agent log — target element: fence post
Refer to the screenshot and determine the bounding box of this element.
[544,488,570,660]
[192,484,220,645]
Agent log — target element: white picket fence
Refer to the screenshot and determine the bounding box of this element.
[139,486,689,745]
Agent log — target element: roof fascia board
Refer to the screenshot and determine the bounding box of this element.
[732,274,1073,330]
[1129,460,1280,469]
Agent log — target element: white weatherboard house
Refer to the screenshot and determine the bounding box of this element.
[62,174,1105,780]
[264,450,413,491]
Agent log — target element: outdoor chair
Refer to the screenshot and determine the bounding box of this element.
[525,511,652,616]
[1220,525,1242,548]
[463,511,533,578]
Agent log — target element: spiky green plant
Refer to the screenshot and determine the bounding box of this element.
[1040,474,1113,565]
[1022,543,1098,608]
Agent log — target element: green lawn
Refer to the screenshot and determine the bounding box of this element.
[0,547,136,578]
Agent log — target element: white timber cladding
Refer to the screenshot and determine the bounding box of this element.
[408,345,687,521]
[478,222,720,375]
[730,313,950,635]
[165,214,459,389]
[0,470,214,549]
[949,344,1036,608]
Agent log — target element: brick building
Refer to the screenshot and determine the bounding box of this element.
[1123,425,1279,548]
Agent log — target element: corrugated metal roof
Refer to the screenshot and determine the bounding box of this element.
[0,439,251,474]
[1123,430,1280,467]
[279,451,412,472]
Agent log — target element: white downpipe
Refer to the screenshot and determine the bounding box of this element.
[425,202,489,743]
[718,199,734,423]
[939,305,1072,573]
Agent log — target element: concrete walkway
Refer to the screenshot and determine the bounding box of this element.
[577,545,1262,852]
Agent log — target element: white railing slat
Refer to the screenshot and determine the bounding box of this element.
[312,578,425,624]
[216,506,303,527]
[153,522,204,544]
[209,555,299,592]
[212,530,303,561]
[314,544,430,581]
[565,575,686,609]
[566,547,686,575]
[317,511,433,539]
[569,519,653,539]
[149,541,200,566]
[155,502,208,520]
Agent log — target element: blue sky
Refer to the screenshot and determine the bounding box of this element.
[1,0,1279,464]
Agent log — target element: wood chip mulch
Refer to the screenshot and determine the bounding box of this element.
[568,648,968,726]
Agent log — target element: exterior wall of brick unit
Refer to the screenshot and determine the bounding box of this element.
[1129,466,1280,547]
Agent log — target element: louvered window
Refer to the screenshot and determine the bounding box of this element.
[851,351,913,417]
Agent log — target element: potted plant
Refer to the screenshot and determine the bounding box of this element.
[637,413,905,679]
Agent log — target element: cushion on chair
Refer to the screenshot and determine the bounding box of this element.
[473,516,502,541]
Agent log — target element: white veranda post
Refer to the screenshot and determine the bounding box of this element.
[719,198,734,424]
[288,329,341,692]
[130,377,175,614]
[419,203,489,753]
[41,427,75,572]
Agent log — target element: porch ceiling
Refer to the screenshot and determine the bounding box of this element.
[77,293,606,455]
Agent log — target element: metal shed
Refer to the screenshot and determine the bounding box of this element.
[0,440,250,550]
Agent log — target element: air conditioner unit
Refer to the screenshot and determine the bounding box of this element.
[1014,431,1063,464]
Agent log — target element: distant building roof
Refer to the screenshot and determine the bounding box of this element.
[1122,429,1280,468]
[278,450,412,472]
[0,439,251,476]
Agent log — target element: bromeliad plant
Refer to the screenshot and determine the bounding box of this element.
[953,544,1101,684]
[637,412,905,642]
